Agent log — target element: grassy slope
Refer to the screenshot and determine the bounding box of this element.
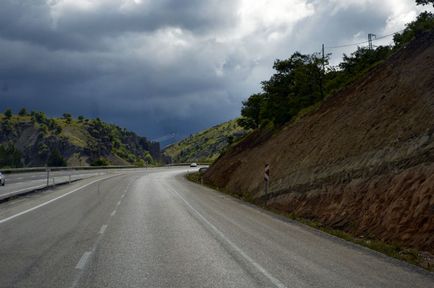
[0,113,157,166]
[163,119,248,163]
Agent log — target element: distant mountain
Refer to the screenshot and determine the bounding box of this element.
[0,112,160,167]
[163,119,249,163]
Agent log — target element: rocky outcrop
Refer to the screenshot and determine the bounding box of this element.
[0,117,160,167]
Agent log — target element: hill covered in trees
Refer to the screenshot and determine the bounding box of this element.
[163,119,248,163]
[0,110,159,168]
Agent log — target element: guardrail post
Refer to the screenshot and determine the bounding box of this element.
[46,168,50,187]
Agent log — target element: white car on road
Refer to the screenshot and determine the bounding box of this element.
[0,172,5,186]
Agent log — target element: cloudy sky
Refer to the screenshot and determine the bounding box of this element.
[0,0,429,144]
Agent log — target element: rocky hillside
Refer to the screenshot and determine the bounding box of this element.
[204,31,434,259]
[0,113,160,167]
[163,119,248,163]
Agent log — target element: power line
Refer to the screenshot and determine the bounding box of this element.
[325,30,404,49]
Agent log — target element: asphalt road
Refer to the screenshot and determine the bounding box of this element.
[0,169,139,200]
[2,169,117,185]
[0,167,433,288]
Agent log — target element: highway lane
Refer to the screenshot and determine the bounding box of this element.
[0,168,145,200]
[0,167,432,288]
[2,169,112,185]
[0,170,106,200]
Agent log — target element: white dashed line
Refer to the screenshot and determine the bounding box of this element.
[117,200,121,206]
[75,251,92,270]
[110,210,116,217]
[99,224,108,234]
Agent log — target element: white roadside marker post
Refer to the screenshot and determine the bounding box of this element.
[264,164,270,194]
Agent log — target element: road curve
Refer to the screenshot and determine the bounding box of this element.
[0,167,432,288]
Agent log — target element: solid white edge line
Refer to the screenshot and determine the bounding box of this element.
[75,251,92,270]
[166,186,287,288]
[0,184,47,199]
[0,175,116,225]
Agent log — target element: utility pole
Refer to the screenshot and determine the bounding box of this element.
[368,33,376,50]
[320,44,325,99]
[322,44,325,71]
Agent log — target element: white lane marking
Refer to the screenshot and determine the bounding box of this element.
[121,194,125,199]
[70,176,137,288]
[0,184,47,199]
[0,175,116,225]
[99,224,108,234]
[167,186,287,288]
[117,200,121,206]
[75,251,92,270]
[110,210,116,217]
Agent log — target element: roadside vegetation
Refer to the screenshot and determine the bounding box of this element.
[238,8,434,130]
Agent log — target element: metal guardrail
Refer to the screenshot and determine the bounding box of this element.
[0,172,105,202]
[0,165,136,174]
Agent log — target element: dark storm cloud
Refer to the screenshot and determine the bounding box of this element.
[0,0,238,51]
[0,0,426,141]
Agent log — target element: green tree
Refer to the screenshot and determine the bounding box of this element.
[0,144,22,168]
[226,135,234,145]
[144,152,153,164]
[39,124,49,134]
[238,93,264,129]
[47,149,67,167]
[32,111,47,124]
[91,158,110,166]
[78,115,84,122]
[135,159,145,167]
[240,52,325,128]
[63,113,72,124]
[416,0,434,6]
[4,108,12,119]
[18,108,27,116]
[393,12,434,48]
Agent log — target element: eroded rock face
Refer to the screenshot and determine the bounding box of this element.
[205,32,434,254]
[266,164,434,253]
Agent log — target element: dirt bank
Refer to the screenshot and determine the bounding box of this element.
[204,31,434,255]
